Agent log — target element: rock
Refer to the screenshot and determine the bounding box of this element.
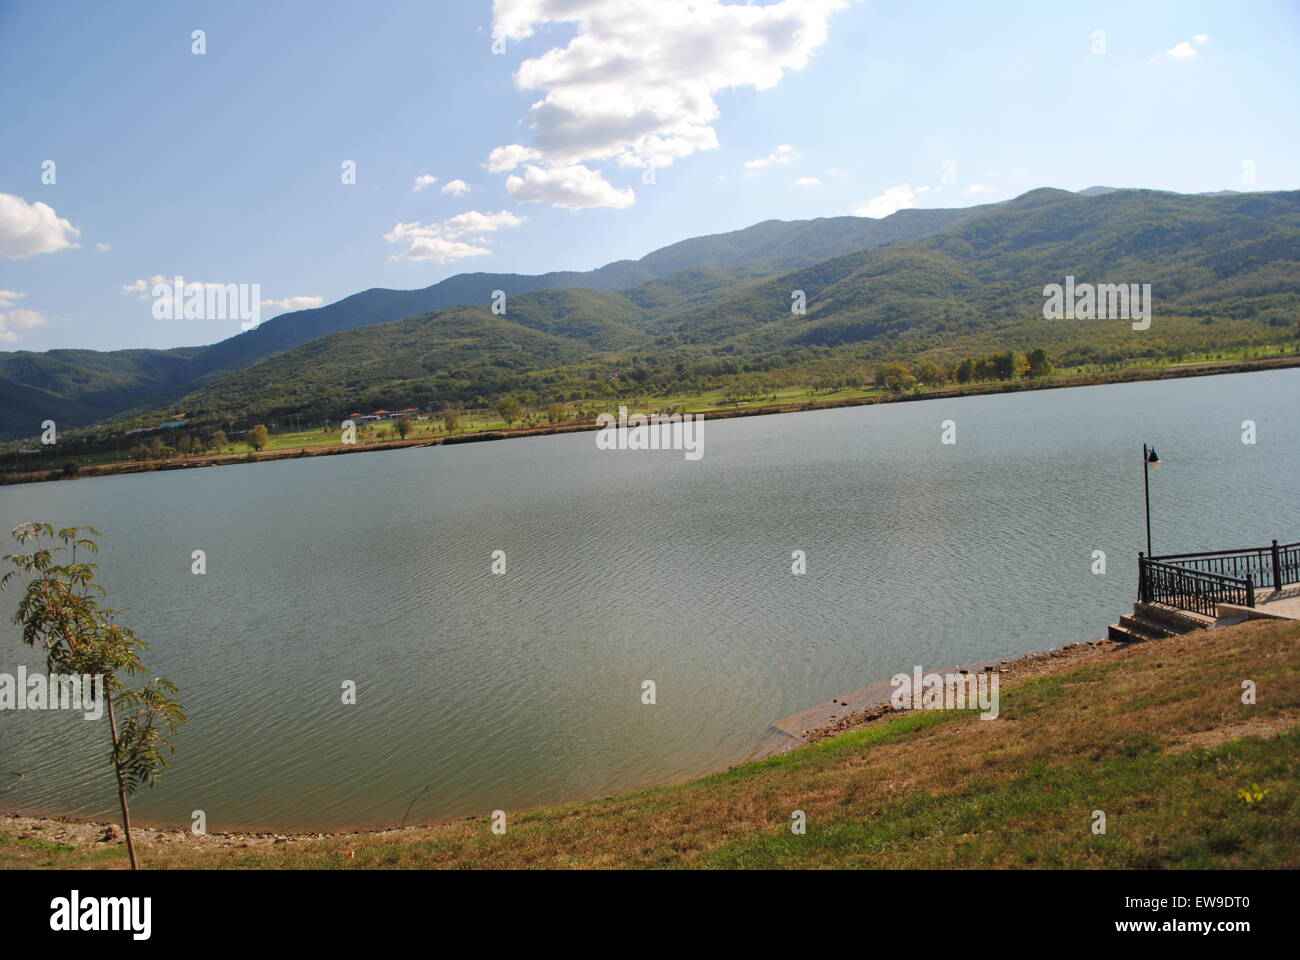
[97,825,118,842]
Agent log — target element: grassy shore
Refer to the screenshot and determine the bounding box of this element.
[5,350,1300,486]
[4,617,1296,869]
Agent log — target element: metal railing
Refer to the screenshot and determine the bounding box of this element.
[1138,555,1254,618]
[1150,539,1298,592]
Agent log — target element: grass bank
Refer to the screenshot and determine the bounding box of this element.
[3,617,1297,869]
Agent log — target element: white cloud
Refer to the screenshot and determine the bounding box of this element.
[487,0,848,207]
[413,174,439,192]
[0,308,48,342]
[260,295,325,313]
[442,210,527,235]
[505,164,635,210]
[0,193,80,258]
[486,144,541,173]
[744,144,800,176]
[96,242,111,253]
[0,289,25,308]
[384,209,527,262]
[967,183,990,194]
[792,176,821,188]
[1148,35,1210,64]
[852,184,916,219]
[391,236,492,263]
[441,179,471,196]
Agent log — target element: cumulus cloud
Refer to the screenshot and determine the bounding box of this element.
[384,209,527,262]
[0,289,25,308]
[967,183,990,194]
[852,184,916,219]
[744,144,800,177]
[505,164,635,210]
[792,176,821,187]
[441,179,471,196]
[487,0,847,207]
[0,308,48,342]
[260,295,325,313]
[0,193,80,258]
[1153,34,1209,62]
[121,277,152,297]
[413,174,439,191]
[486,144,541,173]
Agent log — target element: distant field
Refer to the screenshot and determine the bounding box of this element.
[4,345,1297,481]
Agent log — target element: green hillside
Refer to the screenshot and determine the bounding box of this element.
[119,187,1300,433]
[0,205,982,440]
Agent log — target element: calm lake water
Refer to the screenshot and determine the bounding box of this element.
[1,369,1297,831]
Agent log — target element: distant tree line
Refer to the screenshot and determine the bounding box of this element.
[872,348,1054,393]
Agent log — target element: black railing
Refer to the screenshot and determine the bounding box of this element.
[1150,539,1299,591]
[1139,555,1254,618]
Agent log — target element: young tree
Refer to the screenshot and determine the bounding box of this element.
[212,429,228,450]
[247,424,269,451]
[394,415,413,440]
[990,350,1019,380]
[442,409,461,433]
[1026,347,1054,378]
[1,524,185,870]
[914,360,941,386]
[496,397,522,427]
[881,361,917,392]
[545,402,566,424]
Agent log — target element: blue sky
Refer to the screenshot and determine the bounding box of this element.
[1,0,1297,352]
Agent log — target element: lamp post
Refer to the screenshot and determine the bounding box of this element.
[1142,443,1161,556]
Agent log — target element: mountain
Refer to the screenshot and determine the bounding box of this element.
[150,187,1300,430]
[0,204,990,440]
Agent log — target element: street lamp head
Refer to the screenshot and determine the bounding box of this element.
[1146,448,1160,465]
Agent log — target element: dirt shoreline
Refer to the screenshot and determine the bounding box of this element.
[4,353,1297,487]
[0,631,1129,850]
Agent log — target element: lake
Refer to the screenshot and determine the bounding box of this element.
[1,368,1297,831]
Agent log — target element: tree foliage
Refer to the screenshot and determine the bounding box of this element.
[1,523,186,868]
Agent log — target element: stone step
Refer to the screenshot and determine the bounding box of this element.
[1120,614,1176,639]
[1108,622,1151,643]
[1133,601,1214,633]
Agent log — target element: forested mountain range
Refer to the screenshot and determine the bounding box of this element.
[3,187,1297,440]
